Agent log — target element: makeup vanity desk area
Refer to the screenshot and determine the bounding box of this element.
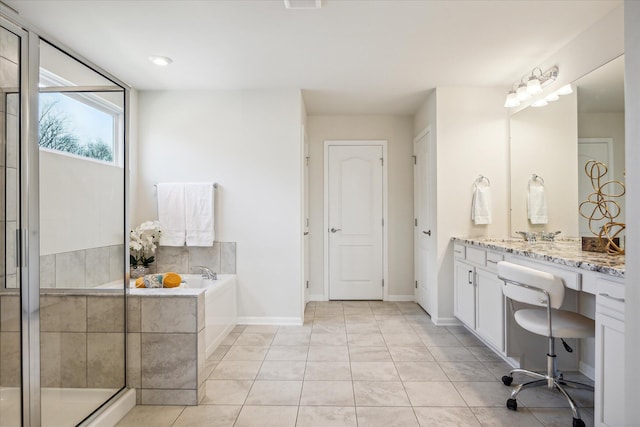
[451,237,624,427]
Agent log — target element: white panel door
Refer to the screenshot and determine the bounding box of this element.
[304,131,310,303]
[414,131,434,314]
[328,145,383,300]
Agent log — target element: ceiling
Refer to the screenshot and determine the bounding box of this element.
[4,0,622,115]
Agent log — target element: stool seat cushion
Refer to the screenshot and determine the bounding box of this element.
[514,308,595,338]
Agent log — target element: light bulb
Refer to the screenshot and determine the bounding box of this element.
[526,76,543,95]
[504,91,520,108]
[545,92,559,102]
[516,83,530,101]
[557,84,573,95]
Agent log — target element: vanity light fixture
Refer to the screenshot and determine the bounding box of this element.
[504,89,520,108]
[545,92,560,102]
[148,55,173,66]
[557,84,573,95]
[531,99,548,108]
[504,66,559,108]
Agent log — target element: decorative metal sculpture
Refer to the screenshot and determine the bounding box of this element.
[579,160,625,254]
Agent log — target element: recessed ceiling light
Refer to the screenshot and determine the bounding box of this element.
[284,0,321,10]
[148,55,173,66]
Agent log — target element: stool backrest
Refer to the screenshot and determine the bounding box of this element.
[497,261,565,309]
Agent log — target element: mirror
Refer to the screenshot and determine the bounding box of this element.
[509,55,625,238]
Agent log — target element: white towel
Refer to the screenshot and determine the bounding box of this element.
[471,182,492,225]
[528,181,548,224]
[185,182,215,247]
[157,183,186,246]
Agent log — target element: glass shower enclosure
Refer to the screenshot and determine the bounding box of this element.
[0,11,129,427]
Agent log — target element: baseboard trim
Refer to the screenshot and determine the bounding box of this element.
[308,294,326,302]
[237,316,303,326]
[385,295,415,302]
[579,361,596,381]
[432,316,462,326]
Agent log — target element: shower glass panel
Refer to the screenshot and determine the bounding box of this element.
[38,40,126,426]
[0,23,23,427]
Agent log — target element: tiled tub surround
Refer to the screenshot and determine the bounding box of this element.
[0,290,126,389]
[452,237,624,277]
[31,241,236,290]
[37,244,125,289]
[155,243,237,276]
[127,274,237,405]
[1,274,237,407]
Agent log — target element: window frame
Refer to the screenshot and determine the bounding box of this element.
[39,68,124,166]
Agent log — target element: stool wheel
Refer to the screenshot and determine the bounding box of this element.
[572,418,585,427]
[506,398,517,411]
[501,375,513,386]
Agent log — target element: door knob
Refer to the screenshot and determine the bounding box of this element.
[330,228,341,233]
[422,230,431,236]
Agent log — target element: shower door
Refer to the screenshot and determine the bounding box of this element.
[1,19,27,427]
[0,13,129,427]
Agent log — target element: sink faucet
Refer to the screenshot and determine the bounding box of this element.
[193,266,217,280]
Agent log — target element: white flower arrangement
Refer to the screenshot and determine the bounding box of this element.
[129,220,162,267]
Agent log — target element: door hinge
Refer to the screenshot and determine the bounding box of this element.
[415,280,418,289]
[414,218,417,227]
[380,157,384,166]
[306,280,309,289]
[412,155,417,165]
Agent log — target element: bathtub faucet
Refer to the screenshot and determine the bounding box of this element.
[194,266,217,280]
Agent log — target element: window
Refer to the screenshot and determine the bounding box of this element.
[38,69,123,165]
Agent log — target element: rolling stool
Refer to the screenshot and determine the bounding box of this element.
[497,261,595,427]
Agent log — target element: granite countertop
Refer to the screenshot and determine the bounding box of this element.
[452,237,625,278]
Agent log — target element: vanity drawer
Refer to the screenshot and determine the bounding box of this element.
[453,244,466,260]
[505,256,582,291]
[485,251,504,273]
[466,247,486,266]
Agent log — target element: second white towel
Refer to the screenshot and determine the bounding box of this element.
[528,180,548,224]
[471,182,492,225]
[185,182,215,246]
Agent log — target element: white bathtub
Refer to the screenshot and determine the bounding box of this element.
[128,274,237,359]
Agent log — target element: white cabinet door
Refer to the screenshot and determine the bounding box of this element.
[595,295,625,427]
[476,268,505,352]
[454,261,475,328]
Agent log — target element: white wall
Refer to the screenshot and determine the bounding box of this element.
[135,89,304,322]
[510,92,579,236]
[40,150,124,255]
[624,0,640,421]
[435,88,510,323]
[306,115,415,299]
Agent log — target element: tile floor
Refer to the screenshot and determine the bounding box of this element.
[116,301,594,426]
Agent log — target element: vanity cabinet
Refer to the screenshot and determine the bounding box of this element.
[453,243,505,353]
[476,268,505,352]
[594,292,625,427]
[454,259,476,329]
[452,237,626,427]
